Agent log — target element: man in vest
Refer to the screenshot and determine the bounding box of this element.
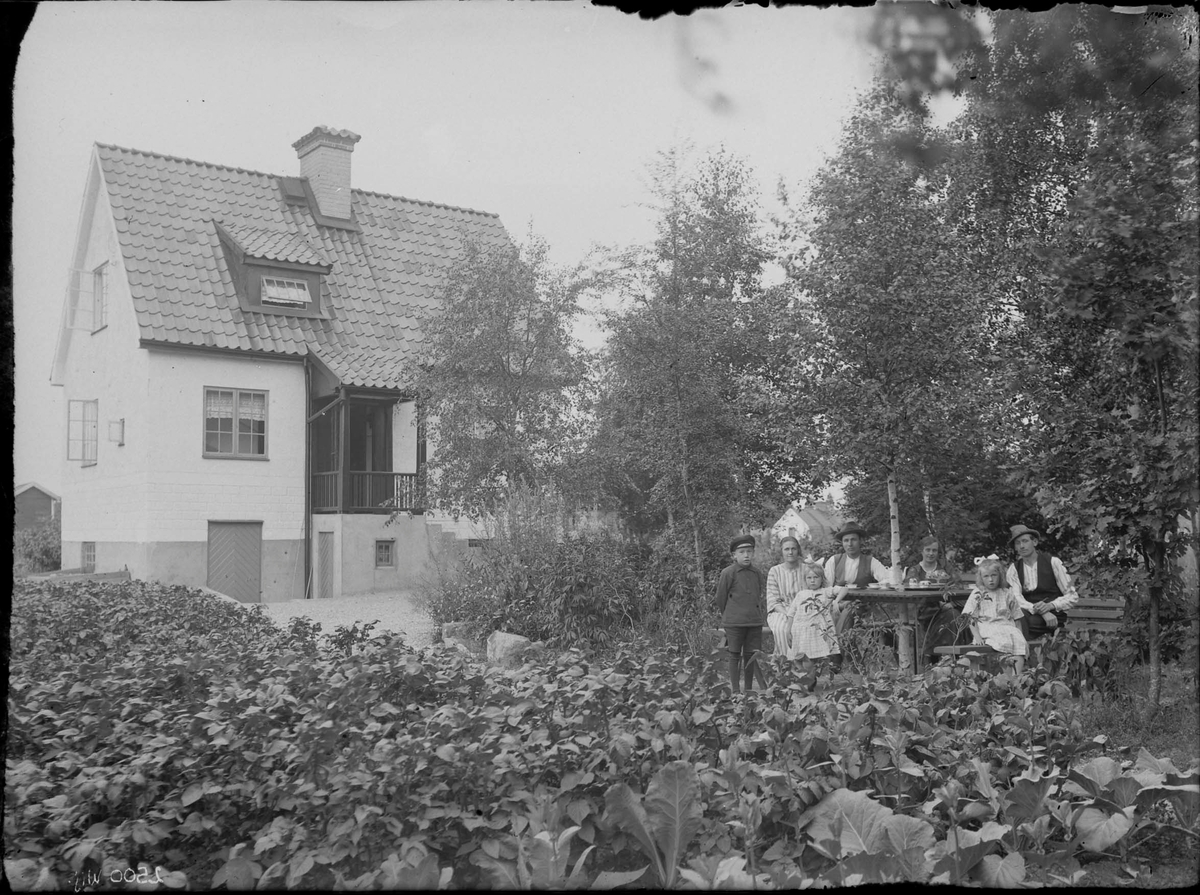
[824,523,892,636]
[1005,524,1080,639]
[824,523,892,587]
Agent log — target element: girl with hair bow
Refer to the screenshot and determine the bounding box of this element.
[961,556,1028,673]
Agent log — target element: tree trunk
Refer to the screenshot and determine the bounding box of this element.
[1144,359,1168,720]
[1193,510,1200,671]
[887,469,902,585]
[888,468,915,675]
[680,459,705,600]
[1145,535,1165,722]
[921,474,936,543]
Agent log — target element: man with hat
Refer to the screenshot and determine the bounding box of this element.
[823,523,892,589]
[1005,524,1080,639]
[823,523,893,640]
[715,534,768,695]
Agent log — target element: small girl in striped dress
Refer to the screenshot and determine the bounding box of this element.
[787,562,849,668]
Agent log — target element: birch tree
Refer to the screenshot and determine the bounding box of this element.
[412,233,585,516]
[793,80,995,591]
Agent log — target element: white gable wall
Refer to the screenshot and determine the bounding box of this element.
[57,170,306,600]
[59,185,152,570]
[140,349,307,601]
[771,507,810,541]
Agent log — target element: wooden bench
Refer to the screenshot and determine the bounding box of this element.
[1063,597,1125,632]
[932,644,1002,673]
[933,597,1126,670]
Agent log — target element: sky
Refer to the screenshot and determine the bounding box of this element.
[12,1,886,495]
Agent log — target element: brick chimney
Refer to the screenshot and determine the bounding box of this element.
[292,126,361,221]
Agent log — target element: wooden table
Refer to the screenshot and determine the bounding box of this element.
[842,583,973,674]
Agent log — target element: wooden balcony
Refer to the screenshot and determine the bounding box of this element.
[312,471,423,514]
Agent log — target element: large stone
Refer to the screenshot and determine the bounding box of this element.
[487,631,533,667]
[442,622,483,655]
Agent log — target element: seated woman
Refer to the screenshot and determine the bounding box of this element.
[905,536,969,662]
[904,535,954,584]
[765,537,805,656]
[961,557,1028,673]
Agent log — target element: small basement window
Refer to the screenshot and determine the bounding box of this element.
[375,540,394,568]
[261,276,311,308]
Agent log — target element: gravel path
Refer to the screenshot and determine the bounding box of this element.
[256,591,437,649]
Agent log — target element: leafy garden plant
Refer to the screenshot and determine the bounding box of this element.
[6,578,1197,890]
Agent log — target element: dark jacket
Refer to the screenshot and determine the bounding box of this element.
[715,563,766,627]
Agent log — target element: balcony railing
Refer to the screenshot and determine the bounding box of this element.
[312,472,423,514]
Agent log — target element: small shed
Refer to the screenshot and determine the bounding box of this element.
[15,483,61,531]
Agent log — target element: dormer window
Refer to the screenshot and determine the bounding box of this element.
[261,276,311,308]
[214,221,331,319]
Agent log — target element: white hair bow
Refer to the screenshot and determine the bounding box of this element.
[974,553,1000,566]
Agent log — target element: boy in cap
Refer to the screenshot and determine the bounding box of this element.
[715,534,768,695]
[1005,524,1080,639]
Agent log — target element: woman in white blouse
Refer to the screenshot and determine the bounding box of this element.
[766,537,805,656]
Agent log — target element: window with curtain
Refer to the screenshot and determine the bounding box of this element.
[204,387,268,458]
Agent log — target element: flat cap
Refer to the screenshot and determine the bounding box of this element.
[729,534,756,552]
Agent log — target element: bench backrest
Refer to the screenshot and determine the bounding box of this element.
[1064,597,1125,632]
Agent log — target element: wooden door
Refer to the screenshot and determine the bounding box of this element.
[318,531,334,600]
[207,521,262,603]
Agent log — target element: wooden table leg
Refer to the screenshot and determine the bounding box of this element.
[896,602,916,675]
[912,602,926,674]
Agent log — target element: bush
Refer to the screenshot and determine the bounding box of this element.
[425,487,669,650]
[13,516,61,575]
[428,527,646,649]
[1074,557,1198,665]
[8,576,1199,890]
[424,489,751,654]
[13,576,1200,890]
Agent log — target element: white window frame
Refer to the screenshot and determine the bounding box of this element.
[260,276,311,308]
[92,263,108,332]
[203,387,269,459]
[68,399,99,466]
[81,542,96,573]
[375,540,395,568]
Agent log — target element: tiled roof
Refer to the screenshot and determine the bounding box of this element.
[95,142,510,378]
[217,221,330,268]
[797,504,843,539]
[311,344,417,390]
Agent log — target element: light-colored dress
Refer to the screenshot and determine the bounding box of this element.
[765,563,805,656]
[962,587,1028,656]
[788,587,842,660]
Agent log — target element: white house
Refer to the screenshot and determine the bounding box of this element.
[50,126,509,602]
[770,501,844,555]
